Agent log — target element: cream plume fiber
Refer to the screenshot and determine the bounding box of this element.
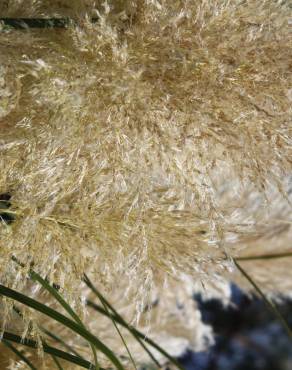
[0,0,291,368]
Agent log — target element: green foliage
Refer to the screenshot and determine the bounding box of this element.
[0,258,185,370]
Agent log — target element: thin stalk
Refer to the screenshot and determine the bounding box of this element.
[0,284,125,370]
[2,340,37,370]
[2,331,96,369]
[84,277,161,367]
[32,275,99,370]
[86,300,163,368]
[52,354,65,370]
[84,282,184,370]
[236,252,292,261]
[12,304,85,360]
[84,274,137,370]
[12,256,99,370]
[9,256,180,369]
[41,327,85,360]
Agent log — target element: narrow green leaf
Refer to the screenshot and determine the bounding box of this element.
[86,300,169,369]
[29,271,99,370]
[3,340,37,370]
[12,304,67,370]
[12,256,99,370]
[0,284,125,370]
[52,354,65,370]
[84,274,137,370]
[13,304,85,361]
[86,300,162,368]
[84,277,184,370]
[2,331,96,369]
[236,252,292,261]
[41,326,85,360]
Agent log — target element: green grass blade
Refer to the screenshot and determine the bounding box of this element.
[0,284,125,370]
[41,326,85,359]
[86,299,161,369]
[3,340,37,370]
[234,259,292,339]
[236,252,292,261]
[12,256,99,370]
[2,331,97,369]
[86,300,169,369]
[30,272,82,324]
[86,300,161,368]
[52,354,65,370]
[100,300,137,370]
[84,277,184,370]
[84,274,137,370]
[31,273,99,370]
[12,304,85,361]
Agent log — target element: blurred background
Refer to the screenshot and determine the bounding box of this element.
[178,285,292,370]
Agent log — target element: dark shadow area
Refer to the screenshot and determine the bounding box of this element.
[0,193,15,224]
[179,284,292,370]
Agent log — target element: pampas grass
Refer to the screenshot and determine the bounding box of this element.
[0,0,291,368]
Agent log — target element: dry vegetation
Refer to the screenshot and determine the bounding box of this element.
[0,0,291,368]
